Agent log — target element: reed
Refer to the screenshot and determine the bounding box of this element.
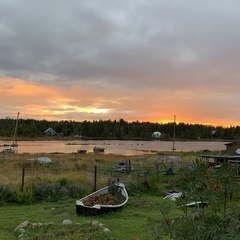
[0,151,200,187]
[0,152,159,204]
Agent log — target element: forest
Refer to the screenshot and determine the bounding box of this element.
[0,117,240,141]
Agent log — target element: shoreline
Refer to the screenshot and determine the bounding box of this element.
[0,136,232,142]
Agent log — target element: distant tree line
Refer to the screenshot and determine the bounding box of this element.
[0,117,240,140]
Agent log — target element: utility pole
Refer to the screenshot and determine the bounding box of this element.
[172,115,176,151]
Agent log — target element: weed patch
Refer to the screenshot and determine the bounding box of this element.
[14,220,117,240]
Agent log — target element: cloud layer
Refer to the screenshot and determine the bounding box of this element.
[1,0,240,126]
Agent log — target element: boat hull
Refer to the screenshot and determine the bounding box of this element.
[76,182,128,216]
[93,147,105,152]
[77,149,87,153]
[2,148,15,153]
[76,204,123,215]
[113,160,134,172]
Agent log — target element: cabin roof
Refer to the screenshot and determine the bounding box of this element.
[44,127,56,133]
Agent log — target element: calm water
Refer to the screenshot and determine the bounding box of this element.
[0,140,229,156]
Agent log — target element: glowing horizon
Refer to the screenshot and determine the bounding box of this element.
[0,78,238,127]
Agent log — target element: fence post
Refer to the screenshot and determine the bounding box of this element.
[155,160,159,173]
[93,165,97,192]
[21,167,25,191]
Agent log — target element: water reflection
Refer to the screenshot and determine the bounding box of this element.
[0,140,228,156]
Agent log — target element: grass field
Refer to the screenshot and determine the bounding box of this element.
[0,193,182,240]
[0,151,209,239]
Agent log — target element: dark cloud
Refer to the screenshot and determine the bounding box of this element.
[1,0,240,125]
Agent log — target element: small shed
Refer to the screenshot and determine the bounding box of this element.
[44,128,57,136]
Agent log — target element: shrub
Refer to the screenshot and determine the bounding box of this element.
[68,183,87,198]
[32,182,87,202]
[0,180,88,205]
[152,159,240,239]
[0,185,17,205]
[15,187,35,204]
[33,182,68,202]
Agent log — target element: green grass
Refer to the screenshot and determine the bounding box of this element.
[0,152,204,239]
[0,193,179,240]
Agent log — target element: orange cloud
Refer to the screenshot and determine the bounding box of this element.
[0,77,239,127]
[0,78,114,120]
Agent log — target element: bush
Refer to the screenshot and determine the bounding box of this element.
[152,159,240,239]
[15,187,35,204]
[0,185,17,205]
[0,178,88,204]
[68,183,86,198]
[32,181,87,202]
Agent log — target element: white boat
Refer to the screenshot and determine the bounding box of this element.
[11,112,20,147]
[2,148,15,154]
[181,201,208,208]
[3,113,20,153]
[113,160,134,172]
[76,181,128,215]
[27,157,53,164]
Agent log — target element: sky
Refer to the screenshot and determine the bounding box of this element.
[1,0,240,127]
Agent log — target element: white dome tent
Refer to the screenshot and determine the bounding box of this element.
[152,131,161,138]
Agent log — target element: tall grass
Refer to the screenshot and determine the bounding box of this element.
[0,152,163,187]
[0,151,187,204]
[0,151,199,187]
[0,153,158,203]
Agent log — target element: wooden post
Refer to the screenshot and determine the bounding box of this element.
[21,167,25,191]
[155,160,159,173]
[93,165,97,192]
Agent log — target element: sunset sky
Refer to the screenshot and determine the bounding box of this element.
[1,0,240,127]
